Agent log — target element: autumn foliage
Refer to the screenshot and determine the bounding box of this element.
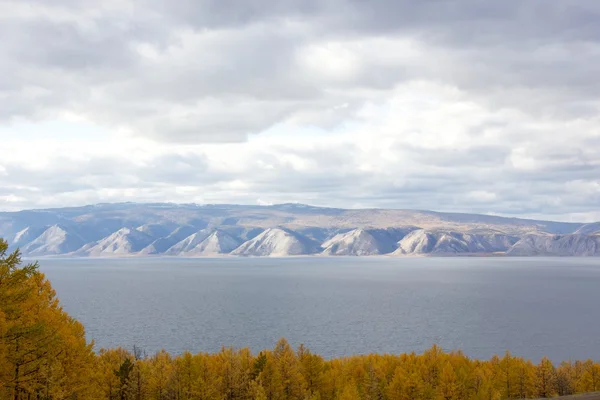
[1,240,600,400]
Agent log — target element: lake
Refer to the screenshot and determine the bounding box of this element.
[37,257,600,362]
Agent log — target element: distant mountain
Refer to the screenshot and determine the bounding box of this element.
[575,223,600,235]
[394,230,518,255]
[0,202,597,257]
[180,230,242,256]
[21,225,87,256]
[322,229,400,256]
[139,225,199,255]
[136,223,177,240]
[75,228,153,257]
[506,234,600,256]
[11,226,48,250]
[231,228,320,256]
[164,229,213,255]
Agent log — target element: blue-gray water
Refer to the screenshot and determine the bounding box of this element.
[37,257,600,362]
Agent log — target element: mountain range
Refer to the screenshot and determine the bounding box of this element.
[1,202,599,257]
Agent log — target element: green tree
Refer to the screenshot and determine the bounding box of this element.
[114,358,134,400]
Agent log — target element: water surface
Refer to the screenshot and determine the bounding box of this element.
[37,257,600,362]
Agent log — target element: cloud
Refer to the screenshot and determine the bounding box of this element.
[2,1,600,140]
[1,1,599,220]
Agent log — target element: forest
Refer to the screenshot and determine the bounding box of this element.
[1,238,599,400]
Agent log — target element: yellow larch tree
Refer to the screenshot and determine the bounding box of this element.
[436,362,458,400]
[535,356,557,398]
[0,241,95,400]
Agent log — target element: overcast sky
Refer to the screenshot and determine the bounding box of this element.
[1,1,599,221]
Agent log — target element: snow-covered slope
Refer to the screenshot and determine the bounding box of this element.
[21,225,86,256]
[76,228,154,257]
[394,230,518,255]
[180,230,242,256]
[231,228,320,256]
[507,234,600,256]
[322,229,396,255]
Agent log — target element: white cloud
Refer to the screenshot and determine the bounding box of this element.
[0,1,599,221]
[466,191,498,203]
[0,194,25,203]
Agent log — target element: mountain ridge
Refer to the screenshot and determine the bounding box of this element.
[1,202,596,257]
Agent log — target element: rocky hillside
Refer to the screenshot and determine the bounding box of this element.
[575,223,600,235]
[506,234,600,256]
[139,225,200,255]
[180,230,242,256]
[0,202,598,257]
[395,230,519,255]
[74,227,154,257]
[21,225,87,256]
[322,228,411,255]
[230,228,320,256]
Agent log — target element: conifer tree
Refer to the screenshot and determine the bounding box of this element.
[0,240,94,400]
[580,362,600,393]
[535,356,557,398]
[437,362,457,400]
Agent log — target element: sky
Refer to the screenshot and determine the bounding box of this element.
[0,0,599,222]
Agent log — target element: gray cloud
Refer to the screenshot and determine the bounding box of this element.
[1,1,599,220]
[0,152,216,196]
[0,137,599,220]
[2,1,599,139]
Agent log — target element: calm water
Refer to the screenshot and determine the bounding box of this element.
[37,257,600,362]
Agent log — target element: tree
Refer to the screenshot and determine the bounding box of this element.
[579,362,600,393]
[535,357,557,398]
[388,366,424,400]
[298,345,325,397]
[131,346,147,400]
[514,359,536,399]
[338,380,360,400]
[437,362,457,400]
[217,347,252,400]
[0,240,95,400]
[556,361,575,396]
[191,353,221,400]
[0,239,39,398]
[114,358,135,400]
[497,351,515,399]
[96,348,134,400]
[260,339,307,400]
[362,362,385,400]
[146,350,173,400]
